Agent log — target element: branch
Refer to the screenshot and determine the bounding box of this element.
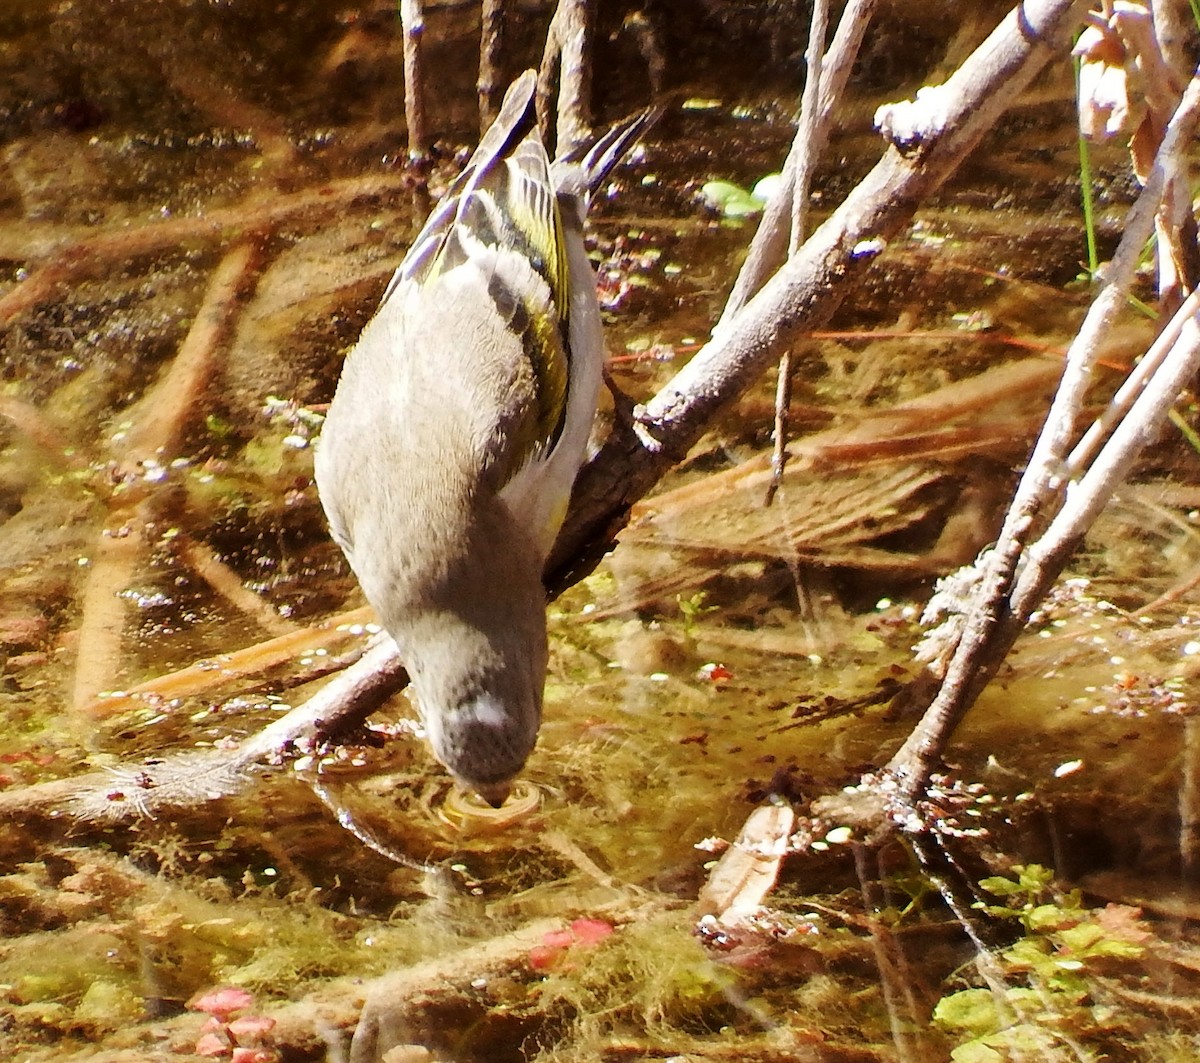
[548,0,1091,585]
[716,0,877,331]
[870,65,1200,811]
[5,0,1092,826]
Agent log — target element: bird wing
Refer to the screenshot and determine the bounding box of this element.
[381,70,572,494]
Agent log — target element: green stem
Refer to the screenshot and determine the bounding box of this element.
[1075,80,1099,277]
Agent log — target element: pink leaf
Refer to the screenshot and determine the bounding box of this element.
[570,918,614,945]
[528,944,564,971]
[194,1031,232,1057]
[542,929,574,950]
[227,1015,277,1040]
[188,986,255,1021]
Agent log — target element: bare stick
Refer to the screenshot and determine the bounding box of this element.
[537,0,594,155]
[555,0,594,156]
[1065,287,1200,477]
[789,0,830,258]
[478,0,505,128]
[1014,285,1200,615]
[767,0,831,503]
[717,0,877,333]
[536,4,563,137]
[765,352,793,506]
[400,0,427,159]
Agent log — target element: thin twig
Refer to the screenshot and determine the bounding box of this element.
[789,0,830,259]
[400,0,428,159]
[478,0,505,129]
[767,0,831,504]
[716,0,877,334]
[1014,281,1200,615]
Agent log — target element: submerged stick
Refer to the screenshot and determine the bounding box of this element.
[0,632,405,822]
[116,242,259,477]
[73,244,259,714]
[0,173,411,326]
[70,506,149,716]
[84,605,375,718]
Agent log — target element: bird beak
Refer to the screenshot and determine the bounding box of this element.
[471,780,513,809]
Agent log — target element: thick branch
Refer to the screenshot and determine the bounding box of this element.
[549,0,1090,584]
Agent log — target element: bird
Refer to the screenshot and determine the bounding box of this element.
[315,71,650,806]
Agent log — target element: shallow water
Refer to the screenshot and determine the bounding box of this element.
[3,2,1200,1061]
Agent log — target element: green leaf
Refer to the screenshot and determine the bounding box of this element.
[979,875,1023,897]
[950,1041,1005,1063]
[1016,864,1055,892]
[1026,903,1072,932]
[1003,936,1051,969]
[933,988,1001,1036]
[1058,923,1105,952]
[700,180,764,217]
